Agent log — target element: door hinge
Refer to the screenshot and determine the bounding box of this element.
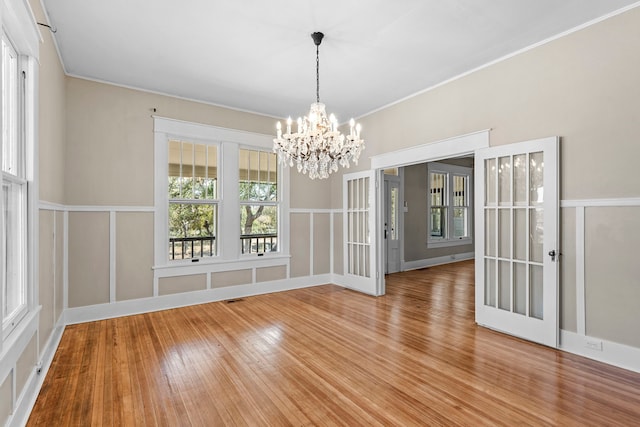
[376,271,379,279]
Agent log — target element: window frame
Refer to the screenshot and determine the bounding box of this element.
[167,139,220,261]
[153,117,289,271]
[0,0,39,348]
[238,147,279,256]
[427,161,473,248]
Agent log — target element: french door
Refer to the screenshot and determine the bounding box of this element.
[343,170,382,295]
[475,137,559,347]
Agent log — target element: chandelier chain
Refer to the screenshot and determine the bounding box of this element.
[316,44,320,103]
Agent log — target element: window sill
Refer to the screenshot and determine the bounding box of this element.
[153,254,291,276]
[427,238,473,249]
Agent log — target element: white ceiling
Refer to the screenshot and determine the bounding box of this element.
[42,0,638,122]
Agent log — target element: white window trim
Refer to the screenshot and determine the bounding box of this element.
[153,117,289,272]
[427,161,473,248]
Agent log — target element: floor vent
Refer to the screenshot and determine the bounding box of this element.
[225,298,244,304]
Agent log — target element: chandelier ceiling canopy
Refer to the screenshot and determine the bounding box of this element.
[273,32,364,180]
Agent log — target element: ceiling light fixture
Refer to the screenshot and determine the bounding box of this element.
[273,32,364,179]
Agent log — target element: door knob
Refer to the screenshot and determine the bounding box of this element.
[548,250,556,261]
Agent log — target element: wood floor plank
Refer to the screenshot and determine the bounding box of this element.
[27,261,640,426]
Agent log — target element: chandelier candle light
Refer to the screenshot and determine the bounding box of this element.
[273,32,364,179]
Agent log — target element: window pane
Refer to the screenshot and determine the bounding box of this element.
[169,141,218,200]
[453,175,467,207]
[453,207,467,238]
[3,181,25,321]
[240,205,278,254]
[239,149,277,201]
[168,203,216,259]
[430,172,446,206]
[2,37,19,176]
[430,207,446,238]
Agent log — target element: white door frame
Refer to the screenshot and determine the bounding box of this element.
[370,130,490,281]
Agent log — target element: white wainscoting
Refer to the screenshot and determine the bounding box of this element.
[559,197,640,373]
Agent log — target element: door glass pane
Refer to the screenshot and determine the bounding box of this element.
[530,152,544,205]
[530,265,544,319]
[485,209,496,257]
[485,258,496,307]
[514,262,527,315]
[498,156,511,206]
[364,212,370,244]
[498,261,511,311]
[362,177,369,209]
[513,154,527,205]
[530,208,543,263]
[498,209,511,258]
[514,208,527,261]
[485,158,496,205]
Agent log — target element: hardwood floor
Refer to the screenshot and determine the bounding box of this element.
[28,260,640,426]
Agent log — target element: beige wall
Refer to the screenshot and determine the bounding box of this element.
[332,212,343,275]
[560,208,577,333]
[15,335,37,398]
[290,213,311,277]
[313,213,331,275]
[256,266,287,283]
[68,212,110,307]
[33,0,66,204]
[159,274,206,295]
[39,210,56,350]
[65,77,280,206]
[585,207,640,348]
[331,6,640,203]
[211,270,252,288]
[116,212,154,301]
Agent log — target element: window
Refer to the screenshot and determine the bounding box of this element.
[427,162,472,247]
[239,149,278,254]
[1,33,27,334]
[154,117,288,268]
[168,140,218,260]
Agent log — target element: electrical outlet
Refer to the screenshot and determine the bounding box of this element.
[585,339,603,351]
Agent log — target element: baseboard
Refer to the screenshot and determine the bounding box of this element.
[65,274,332,324]
[560,329,640,373]
[402,252,475,271]
[9,323,64,427]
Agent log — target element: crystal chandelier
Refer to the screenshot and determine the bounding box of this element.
[273,32,364,179]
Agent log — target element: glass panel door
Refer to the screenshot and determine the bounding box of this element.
[343,170,381,295]
[475,137,558,347]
